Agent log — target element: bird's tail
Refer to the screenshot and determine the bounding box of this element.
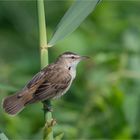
[2,90,31,115]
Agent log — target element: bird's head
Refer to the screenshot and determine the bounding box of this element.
[56,52,89,69]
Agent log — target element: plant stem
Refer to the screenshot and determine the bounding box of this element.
[37,0,54,140]
[37,0,48,67]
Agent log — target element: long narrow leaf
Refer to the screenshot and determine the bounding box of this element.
[0,131,9,140]
[48,0,100,47]
[54,132,64,140]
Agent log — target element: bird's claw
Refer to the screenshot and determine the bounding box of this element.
[43,102,53,112]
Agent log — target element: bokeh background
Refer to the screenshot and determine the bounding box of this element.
[0,0,140,139]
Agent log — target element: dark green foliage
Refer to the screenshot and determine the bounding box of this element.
[0,1,140,139]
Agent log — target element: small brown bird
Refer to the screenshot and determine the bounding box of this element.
[2,52,89,115]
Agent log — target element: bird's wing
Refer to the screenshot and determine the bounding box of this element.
[18,64,54,98]
[26,64,55,90]
[26,68,72,104]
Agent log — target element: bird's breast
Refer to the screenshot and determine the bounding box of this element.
[53,78,73,99]
[53,67,76,99]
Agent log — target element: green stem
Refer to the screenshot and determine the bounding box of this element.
[37,0,53,140]
[37,0,48,67]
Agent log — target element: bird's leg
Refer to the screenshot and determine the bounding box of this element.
[42,100,53,112]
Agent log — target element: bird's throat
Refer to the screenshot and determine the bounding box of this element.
[68,66,76,79]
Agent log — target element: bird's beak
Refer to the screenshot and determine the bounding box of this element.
[80,56,90,60]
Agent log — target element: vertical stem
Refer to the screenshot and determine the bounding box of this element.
[37,0,48,67]
[37,0,53,140]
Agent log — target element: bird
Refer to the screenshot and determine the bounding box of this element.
[2,52,89,115]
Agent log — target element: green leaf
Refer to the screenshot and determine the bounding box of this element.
[54,132,64,140]
[48,0,100,47]
[0,131,9,140]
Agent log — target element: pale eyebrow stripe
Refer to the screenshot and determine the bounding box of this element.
[64,54,74,57]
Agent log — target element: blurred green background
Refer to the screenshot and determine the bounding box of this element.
[0,0,140,139]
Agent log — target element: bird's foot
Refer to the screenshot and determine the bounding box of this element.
[42,100,53,112]
[43,103,53,112]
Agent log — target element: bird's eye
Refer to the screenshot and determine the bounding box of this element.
[71,56,75,59]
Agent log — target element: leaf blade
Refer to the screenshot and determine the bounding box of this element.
[48,0,100,47]
[0,131,9,140]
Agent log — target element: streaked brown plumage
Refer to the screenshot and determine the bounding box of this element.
[2,52,88,115]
